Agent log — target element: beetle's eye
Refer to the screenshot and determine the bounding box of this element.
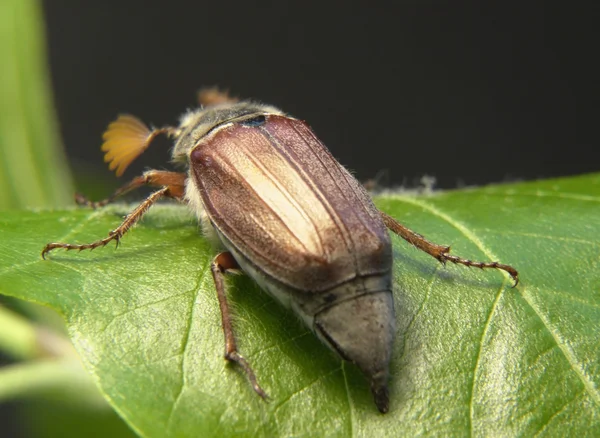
[240,115,266,127]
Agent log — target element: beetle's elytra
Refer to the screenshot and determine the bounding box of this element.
[42,88,518,413]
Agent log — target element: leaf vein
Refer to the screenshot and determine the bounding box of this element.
[341,361,355,438]
[397,265,438,363]
[533,391,584,437]
[477,228,600,246]
[100,289,193,333]
[0,210,105,278]
[522,287,600,406]
[0,260,39,278]
[272,366,341,415]
[534,287,600,310]
[51,209,107,243]
[468,280,509,436]
[166,259,212,431]
[249,330,311,358]
[491,190,600,203]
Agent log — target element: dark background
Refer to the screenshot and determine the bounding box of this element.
[3,2,599,437]
[43,2,598,191]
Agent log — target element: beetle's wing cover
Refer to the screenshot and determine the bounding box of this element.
[191,115,391,292]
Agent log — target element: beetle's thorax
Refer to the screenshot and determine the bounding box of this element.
[172,101,285,163]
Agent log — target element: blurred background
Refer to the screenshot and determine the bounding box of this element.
[1,1,598,437]
[46,1,598,191]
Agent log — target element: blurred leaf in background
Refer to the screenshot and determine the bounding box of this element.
[0,0,134,437]
[0,0,73,210]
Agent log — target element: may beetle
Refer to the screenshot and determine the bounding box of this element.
[43,88,518,413]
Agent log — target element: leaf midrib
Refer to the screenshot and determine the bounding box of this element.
[166,259,212,435]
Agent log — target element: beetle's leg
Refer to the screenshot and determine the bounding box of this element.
[380,211,519,286]
[42,186,172,259]
[76,170,187,208]
[211,251,268,400]
[362,169,390,193]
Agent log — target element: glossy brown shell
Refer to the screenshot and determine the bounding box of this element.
[190,115,392,292]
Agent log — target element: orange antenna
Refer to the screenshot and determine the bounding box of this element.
[101,115,174,177]
[197,87,239,106]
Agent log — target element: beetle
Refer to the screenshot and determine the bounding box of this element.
[42,88,518,413]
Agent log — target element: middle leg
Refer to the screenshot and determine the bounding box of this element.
[211,251,268,400]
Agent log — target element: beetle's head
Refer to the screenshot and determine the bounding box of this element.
[99,88,283,177]
[171,101,284,164]
[314,291,395,413]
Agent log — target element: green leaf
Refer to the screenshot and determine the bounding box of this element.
[0,174,599,437]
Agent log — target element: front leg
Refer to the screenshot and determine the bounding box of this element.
[211,251,268,400]
[380,211,519,286]
[42,170,187,259]
[42,187,170,258]
[75,170,186,208]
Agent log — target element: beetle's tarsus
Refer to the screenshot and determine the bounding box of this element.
[225,351,269,401]
[75,192,98,208]
[438,250,520,287]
